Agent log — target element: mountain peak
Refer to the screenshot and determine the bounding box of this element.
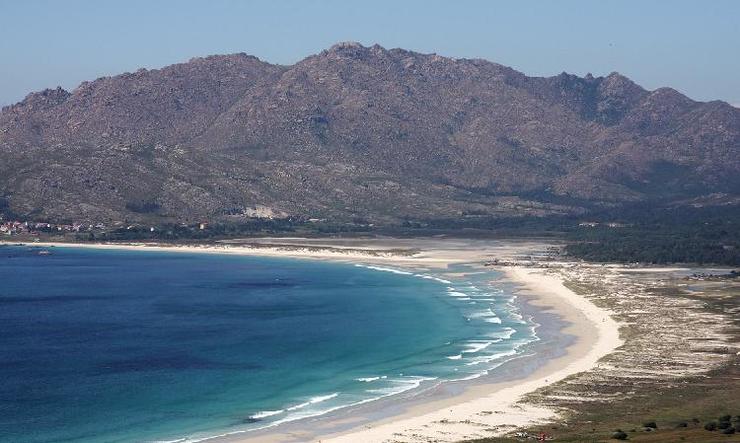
[325,41,372,57]
[330,41,366,50]
[187,52,265,65]
[601,71,639,89]
[1,46,737,223]
[321,42,399,61]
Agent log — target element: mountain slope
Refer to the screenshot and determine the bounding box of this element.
[1,42,738,223]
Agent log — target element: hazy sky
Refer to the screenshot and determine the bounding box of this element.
[2,0,739,107]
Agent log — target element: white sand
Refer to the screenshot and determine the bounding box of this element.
[17,240,453,268]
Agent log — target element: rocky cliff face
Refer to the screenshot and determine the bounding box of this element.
[1,42,738,223]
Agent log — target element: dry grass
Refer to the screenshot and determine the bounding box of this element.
[468,265,740,443]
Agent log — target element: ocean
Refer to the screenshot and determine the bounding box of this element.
[0,245,538,443]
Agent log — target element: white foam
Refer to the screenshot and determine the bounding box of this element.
[487,327,517,340]
[356,264,453,284]
[446,354,463,360]
[249,409,284,419]
[462,340,495,354]
[366,376,437,395]
[394,375,438,385]
[416,274,452,284]
[355,376,386,382]
[448,355,521,382]
[355,264,414,275]
[449,371,487,381]
[470,308,502,324]
[365,387,396,394]
[507,308,527,324]
[464,348,519,366]
[165,380,439,443]
[285,393,339,412]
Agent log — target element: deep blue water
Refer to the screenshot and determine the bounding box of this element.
[0,245,535,443]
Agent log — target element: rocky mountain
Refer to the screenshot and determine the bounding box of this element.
[1,42,738,224]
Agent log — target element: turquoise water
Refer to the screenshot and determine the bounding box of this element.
[0,245,536,443]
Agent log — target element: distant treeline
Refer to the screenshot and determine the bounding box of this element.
[402,203,740,265]
[75,218,372,242]
[77,219,299,242]
[417,204,740,265]
[563,204,740,266]
[69,203,740,266]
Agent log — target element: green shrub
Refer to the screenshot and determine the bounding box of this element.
[642,421,657,429]
[704,422,717,431]
[612,430,628,440]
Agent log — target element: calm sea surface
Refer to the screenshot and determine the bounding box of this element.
[0,245,536,443]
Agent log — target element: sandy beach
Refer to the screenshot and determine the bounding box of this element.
[232,266,623,443]
[13,237,562,266]
[6,238,631,442]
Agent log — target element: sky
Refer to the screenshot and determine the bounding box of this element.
[1,0,739,107]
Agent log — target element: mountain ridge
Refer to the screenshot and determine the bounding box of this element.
[1,42,738,223]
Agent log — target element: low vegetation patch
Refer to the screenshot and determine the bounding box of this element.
[466,327,739,443]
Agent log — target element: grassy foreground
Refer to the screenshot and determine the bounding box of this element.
[469,363,739,442]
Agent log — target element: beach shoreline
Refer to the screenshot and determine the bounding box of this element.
[4,238,625,442]
[252,266,623,443]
